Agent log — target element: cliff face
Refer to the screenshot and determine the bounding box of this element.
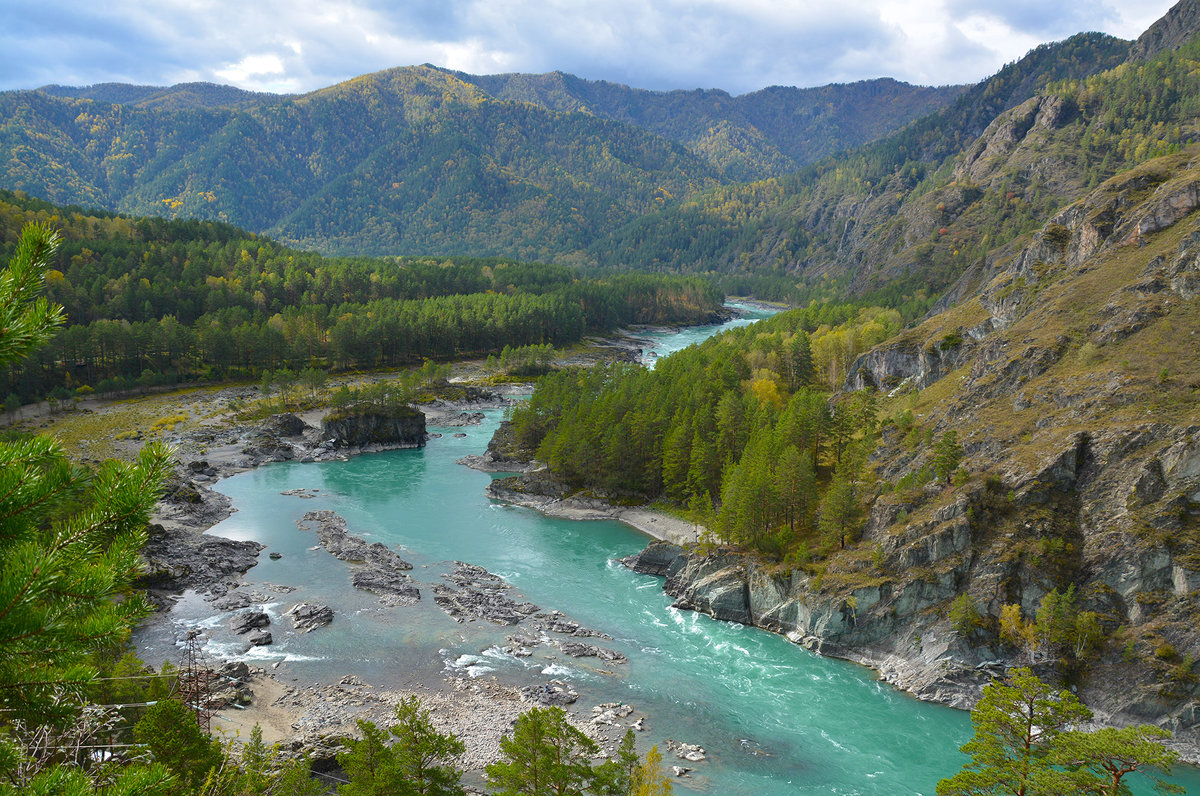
[322,407,426,449]
[1130,0,1200,61]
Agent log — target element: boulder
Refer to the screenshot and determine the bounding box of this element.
[230,611,270,635]
[287,602,334,632]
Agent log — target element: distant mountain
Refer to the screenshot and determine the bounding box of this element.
[0,66,962,260]
[38,81,288,110]
[448,69,964,180]
[588,31,1135,289]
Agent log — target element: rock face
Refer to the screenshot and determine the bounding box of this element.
[321,407,425,449]
[1129,0,1200,61]
[138,523,264,607]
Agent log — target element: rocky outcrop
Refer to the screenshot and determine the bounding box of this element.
[459,419,541,473]
[287,602,334,632]
[321,407,425,450]
[432,562,540,625]
[231,611,270,635]
[1129,0,1200,61]
[138,523,264,608]
[622,541,686,576]
[296,510,419,605]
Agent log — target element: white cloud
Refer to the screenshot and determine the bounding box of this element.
[0,0,1183,94]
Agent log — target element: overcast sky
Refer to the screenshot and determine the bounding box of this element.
[0,0,1178,96]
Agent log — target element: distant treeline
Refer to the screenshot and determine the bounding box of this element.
[0,192,722,403]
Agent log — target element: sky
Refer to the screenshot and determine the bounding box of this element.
[0,0,1179,96]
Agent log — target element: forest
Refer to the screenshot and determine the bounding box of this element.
[507,303,904,561]
[0,191,722,405]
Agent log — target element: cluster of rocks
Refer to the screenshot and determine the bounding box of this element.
[286,602,334,632]
[212,583,297,611]
[297,510,420,606]
[432,562,539,625]
[519,681,579,706]
[231,610,273,646]
[208,661,256,709]
[557,641,627,664]
[664,739,707,762]
[137,522,264,609]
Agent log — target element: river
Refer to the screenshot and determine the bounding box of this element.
[135,304,1200,795]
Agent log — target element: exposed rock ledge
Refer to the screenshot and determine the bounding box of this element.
[621,540,1200,763]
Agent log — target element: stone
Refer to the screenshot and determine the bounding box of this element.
[231,611,270,635]
[247,629,272,646]
[287,602,334,632]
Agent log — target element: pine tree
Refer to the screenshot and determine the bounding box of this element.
[932,430,963,485]
[937,668,1092,796]
[0,224,172,782]
[485,706,600,796]
[337,697,465,796]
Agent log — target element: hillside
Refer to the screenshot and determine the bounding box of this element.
[0,189,722,405]
[451,69,964,180]
[0,67,960,262]
[589,30,1135,289]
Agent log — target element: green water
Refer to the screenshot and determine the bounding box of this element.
[136,306,1200,794]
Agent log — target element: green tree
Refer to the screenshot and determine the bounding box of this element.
[485,706,601,796]
[338,696,464,796]
[937,668,1092,796]
[385,695,466,796]
[817,471,863,551]
[933,430,964,485]
[298,367,327,401]
[0,224,172,785]
[132,699,224,790]
[1049,725,1183,795]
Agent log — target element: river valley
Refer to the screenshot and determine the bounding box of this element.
[132,307,1200,795]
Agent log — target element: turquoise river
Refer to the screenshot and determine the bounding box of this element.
[137,306,1200,795]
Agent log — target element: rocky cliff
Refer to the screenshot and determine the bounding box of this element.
[322,406,426,449]
[788,146,1200,755]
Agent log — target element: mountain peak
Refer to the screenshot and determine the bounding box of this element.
[1130,0,1200,60]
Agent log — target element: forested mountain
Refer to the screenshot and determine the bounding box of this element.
[38,81,287,110]
[0,66,961,263]
[450,69,964,180]
[589,31,1135,287]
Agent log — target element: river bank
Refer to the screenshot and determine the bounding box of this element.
[132,383,712,784]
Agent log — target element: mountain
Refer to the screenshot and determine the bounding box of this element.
[38,81,288,110]
[449,68,964,180]
[589,31,1133,288]
[0,67,961,261]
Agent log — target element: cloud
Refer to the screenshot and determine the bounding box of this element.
[0,0,1181,95]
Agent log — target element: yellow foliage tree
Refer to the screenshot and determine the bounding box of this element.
[631,746,673,796]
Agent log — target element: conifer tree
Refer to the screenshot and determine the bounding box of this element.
[485,706,600,796]
[0,224,172,782]
[937,668,1092,796]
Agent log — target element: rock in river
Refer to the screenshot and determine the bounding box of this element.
[231,611,270,635]
[287,602,334,632]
